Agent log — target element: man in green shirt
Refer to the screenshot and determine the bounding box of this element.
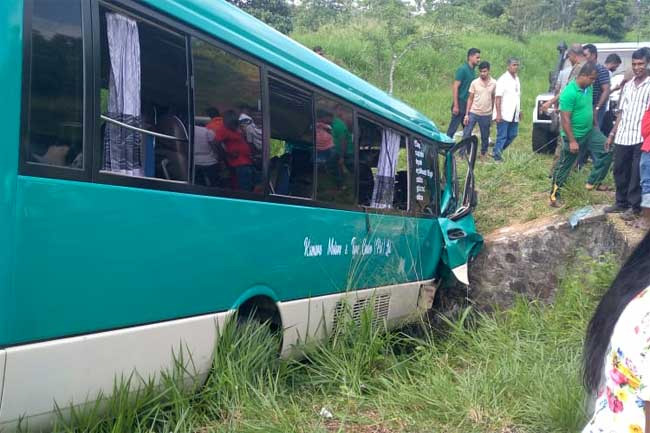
[332,105,354,171]
[447,48,481,138]
[550,63,613,207]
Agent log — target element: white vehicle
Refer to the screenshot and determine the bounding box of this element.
[532,41,650,153]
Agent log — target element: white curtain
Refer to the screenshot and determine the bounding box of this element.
[371,128,401,209]
[103,12,143,176]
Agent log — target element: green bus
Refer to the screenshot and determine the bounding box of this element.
[0,0,482,428]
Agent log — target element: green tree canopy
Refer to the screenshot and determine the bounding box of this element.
[572,0,629,41]
[226,0,293,34]
[293,0,355,31]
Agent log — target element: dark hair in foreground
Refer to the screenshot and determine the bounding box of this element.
[604,53,621,65]
[467,48,480,58]
[583,231,650,392]
[478,61,490,70]
[579,62,597,77]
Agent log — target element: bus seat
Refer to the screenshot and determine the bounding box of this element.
[155,115,189,182]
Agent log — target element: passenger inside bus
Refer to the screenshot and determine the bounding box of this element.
[213,110,255,192]
[316,110,334,163]
[193,125,220,187]
[192,37,263,193]
[268,77,315,198]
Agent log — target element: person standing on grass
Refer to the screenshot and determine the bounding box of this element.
[492,57,521,162]
[637,104,650,230]
[582,231,650,433]
[549,63,612,207]
[604,49,650,220]
[601,54,623,137]
[575,44,612,169]
[447,48,481,139]
[542,44,589,113]
[583,44,611,131]
[463,61,496,158]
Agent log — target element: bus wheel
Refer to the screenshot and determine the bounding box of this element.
[236,296,283,349]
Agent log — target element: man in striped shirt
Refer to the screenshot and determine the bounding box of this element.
[605,49,650,219]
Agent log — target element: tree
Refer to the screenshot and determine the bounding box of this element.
[572,0,629,41]
[358,0,454,94]
[293,0,355,31]
[226,0,293,34]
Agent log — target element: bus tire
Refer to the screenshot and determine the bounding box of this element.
[237,295,283,337]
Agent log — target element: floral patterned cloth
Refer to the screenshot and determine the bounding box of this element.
[583,287,650,433]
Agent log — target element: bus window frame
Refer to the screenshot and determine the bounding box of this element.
[266,72,316,200]
[19,0,433,219]
[355,114,413,216]
[92,0,196,189]
[266,66,363,211]
[19,0,94,182]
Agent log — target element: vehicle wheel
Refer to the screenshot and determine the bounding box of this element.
[532,124,558,154]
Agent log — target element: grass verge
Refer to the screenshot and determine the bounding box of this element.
[46,255,617,433]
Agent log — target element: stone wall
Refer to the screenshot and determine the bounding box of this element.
[440,206,645,311]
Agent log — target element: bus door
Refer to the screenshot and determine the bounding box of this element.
[437,136,483,284]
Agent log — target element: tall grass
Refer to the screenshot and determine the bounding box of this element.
[292,28,613,233]
[43,254,617,433]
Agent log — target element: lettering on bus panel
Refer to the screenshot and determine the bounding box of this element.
[413,139,436,215]
[303,236,393,258]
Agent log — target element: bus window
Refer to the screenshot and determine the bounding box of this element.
[25,0,84,169]
[412,138,437,216]
[314,96,354,205]
[268,77,314,198]
[192,39,263,193]
[99,7,190,181]
[357,118,405,210]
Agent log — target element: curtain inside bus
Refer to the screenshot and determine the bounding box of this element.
[103,12,143,176]
[370,128,400,208]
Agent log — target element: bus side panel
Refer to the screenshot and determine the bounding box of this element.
[0,350,6,416]
[10,178,431,346]
[414,217,443,280]
[0,311,227,429]
[0,0,22,347]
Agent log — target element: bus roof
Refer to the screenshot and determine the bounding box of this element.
[143,0,453,144]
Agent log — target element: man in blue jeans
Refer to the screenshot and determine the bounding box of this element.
[493,58,521,161]
[463,61,496,157]
[447,48,481,139]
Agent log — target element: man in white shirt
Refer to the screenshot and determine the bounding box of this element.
[193,125,220,187]
[492,57,521,161]
[605,49,650,219]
